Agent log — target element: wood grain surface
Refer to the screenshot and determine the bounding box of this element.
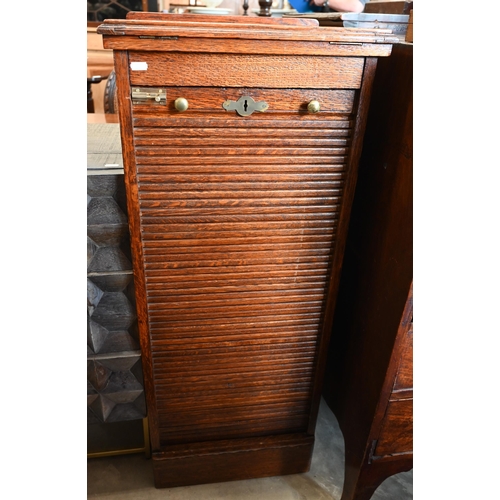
[152,434,314,487]
[128,53,364,89]
[97,17,398,47]
[100,14,396,488]
[102,37,396,57]
[373,399,413,457]
[321,42,413,500]
[131,97,350,447]
[127,11,320,26]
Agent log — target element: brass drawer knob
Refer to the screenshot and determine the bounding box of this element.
[174,97,189,112]
[307,100,320,113]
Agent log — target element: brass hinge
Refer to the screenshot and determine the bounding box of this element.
[139,36,178,40]
[368,439,378,464]
[330,42,363,45]
[131,88,167,105]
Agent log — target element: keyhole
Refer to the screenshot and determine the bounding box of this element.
[244,100,248,112]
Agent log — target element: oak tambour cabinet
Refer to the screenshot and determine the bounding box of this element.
[97,14,397,488]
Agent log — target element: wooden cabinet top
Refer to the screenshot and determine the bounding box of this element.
[97,14,399,56]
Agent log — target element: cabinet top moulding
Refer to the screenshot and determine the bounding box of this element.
[97,16,400,57]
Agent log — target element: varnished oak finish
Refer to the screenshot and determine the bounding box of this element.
[98,15,397,489]
[127,53,364,88]
[126,11,320,26]
[322,42,413,500]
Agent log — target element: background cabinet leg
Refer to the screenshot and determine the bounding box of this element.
[341,451,413,500]
[341,462,384,500]
[143,417,151,459]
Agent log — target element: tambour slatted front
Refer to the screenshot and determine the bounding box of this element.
[135,109,347,446]
[98,13,397,489]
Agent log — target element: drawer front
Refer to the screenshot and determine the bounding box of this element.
[130,87,356,116]
[128,52,365,89]
[130,87,356,446]
[374,399,413,458]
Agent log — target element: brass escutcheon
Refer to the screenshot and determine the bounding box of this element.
[222,96,269,117]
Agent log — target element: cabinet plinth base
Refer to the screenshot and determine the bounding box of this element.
[152,434,315,488]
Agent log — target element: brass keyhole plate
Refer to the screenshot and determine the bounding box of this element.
[222,96,269,117]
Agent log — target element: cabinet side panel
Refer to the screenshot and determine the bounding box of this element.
[322,44,413,455]
[307,57,378,435]
[113,49,161,450]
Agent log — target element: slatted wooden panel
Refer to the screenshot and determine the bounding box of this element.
[132,95,352,446]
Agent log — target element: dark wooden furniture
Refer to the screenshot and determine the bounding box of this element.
[88,74,110,113]
[103,71,119,114]
[97,15,397,488]
[258,0,274,16]
[322,41,413,500]
[87,25,115,114]
[364,1,408,14]
[88,0,158,23]
[87,121,147,428]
